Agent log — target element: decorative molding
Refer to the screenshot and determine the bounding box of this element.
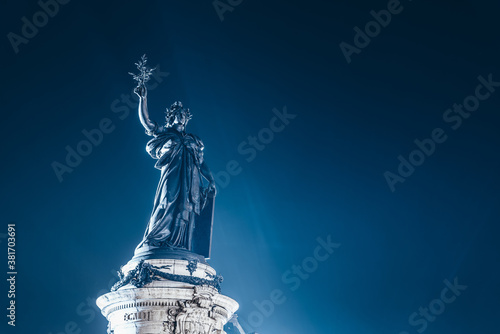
[111,260,223,292]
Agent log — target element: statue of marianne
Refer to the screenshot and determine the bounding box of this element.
[133,83,217,255]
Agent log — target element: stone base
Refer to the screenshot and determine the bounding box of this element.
[97,259,238,334]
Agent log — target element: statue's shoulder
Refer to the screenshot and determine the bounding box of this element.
[146,128,180,149]
[149,125,177,138]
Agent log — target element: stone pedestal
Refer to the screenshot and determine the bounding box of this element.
[97,258,239,334]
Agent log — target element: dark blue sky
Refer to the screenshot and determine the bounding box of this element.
[1,0,499,333]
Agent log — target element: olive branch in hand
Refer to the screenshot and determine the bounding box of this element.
[129,54,156,87]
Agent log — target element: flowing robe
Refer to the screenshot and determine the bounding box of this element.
[137,126,207,250]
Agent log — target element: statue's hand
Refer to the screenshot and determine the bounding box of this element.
[208,182,217,197]
[134,85,147,98]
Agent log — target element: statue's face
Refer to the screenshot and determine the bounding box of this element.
[174,113,186,125]
[172,112,189,128]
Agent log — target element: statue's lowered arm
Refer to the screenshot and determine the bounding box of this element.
[200,160,217,196]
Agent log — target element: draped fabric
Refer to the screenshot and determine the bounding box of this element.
[137,127,207,250]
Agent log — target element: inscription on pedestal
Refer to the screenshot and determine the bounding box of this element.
[124,311,151,322]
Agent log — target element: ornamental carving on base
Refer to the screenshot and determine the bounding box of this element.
[171,286,226,334]
[163,307,181,333]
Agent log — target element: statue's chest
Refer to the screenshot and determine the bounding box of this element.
[166,135,202,157]
[180,136,199,151]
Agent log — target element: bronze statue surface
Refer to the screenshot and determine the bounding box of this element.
[130,55,216,259]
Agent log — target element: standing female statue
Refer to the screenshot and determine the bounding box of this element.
[133,82,217,256]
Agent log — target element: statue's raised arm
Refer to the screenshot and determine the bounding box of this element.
[134,85,156,134]
[129,55,157,135]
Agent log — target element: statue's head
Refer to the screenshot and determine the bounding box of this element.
[165,101,192,129]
